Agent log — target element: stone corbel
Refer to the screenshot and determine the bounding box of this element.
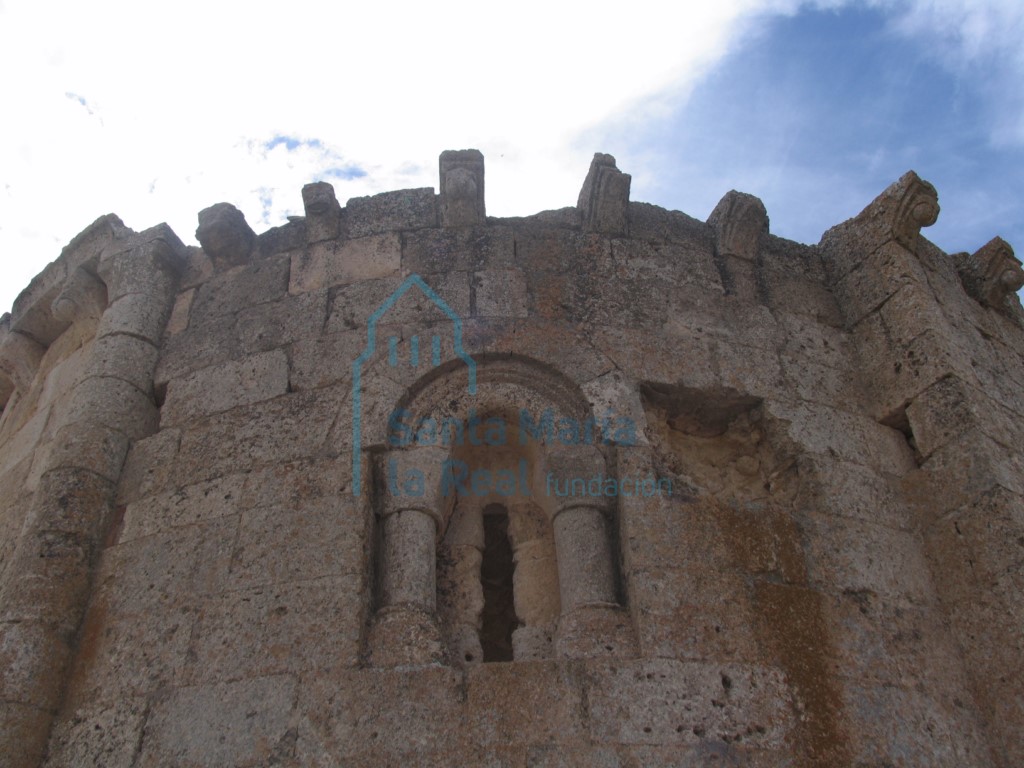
[0,314,46,394]
[954,237,1024,315]
[302,182,343,243]
[577,153,631,236]
[708,190,769,262]
[195,203,255,270]
[439,149,486,228]
[51,267,108,325]
[852,170,940,253]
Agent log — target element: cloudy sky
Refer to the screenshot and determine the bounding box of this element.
[1,0,1022,313]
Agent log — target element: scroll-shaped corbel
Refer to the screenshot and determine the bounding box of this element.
[0,313,46,394]
[51,267,108,325]
[955,237,1024,316]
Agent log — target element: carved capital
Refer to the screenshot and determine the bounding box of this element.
[708,190,768,262]
[195,203,255,269]
[955,237,1024,314]
[0,316,46,393]
[577,153,631,236]
[51,267,108,325]
[544,444,610,518]
[98,224,186,302]
[439,149,485,227]
[302,181,343,243]
[379,445,452,527]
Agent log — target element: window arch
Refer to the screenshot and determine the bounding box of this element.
[366,355,637,667]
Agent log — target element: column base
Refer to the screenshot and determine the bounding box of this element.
[512,624,555,661]
[555,603,637,659]
[367,606,444,668]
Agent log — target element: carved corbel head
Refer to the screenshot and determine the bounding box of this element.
[849,171,939,253]
[891,174,940,249]
[195,203,255,269]
[708,190,769,261]
[439,149,486,228]
[955,236,1024,315]
[302,181,343,243]
[577,153,631,236]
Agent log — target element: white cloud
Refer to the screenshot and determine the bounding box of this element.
[880,0,1024,145]
[0,0,775,312]
[0,0,1021,314]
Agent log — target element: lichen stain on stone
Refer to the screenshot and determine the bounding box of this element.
[754,582,851,768]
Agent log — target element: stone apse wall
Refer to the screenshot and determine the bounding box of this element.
[0,149,1022,767]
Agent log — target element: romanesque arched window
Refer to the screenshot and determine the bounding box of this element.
[364,355,638,667]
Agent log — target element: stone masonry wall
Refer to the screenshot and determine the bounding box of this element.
[0,150,1021,767]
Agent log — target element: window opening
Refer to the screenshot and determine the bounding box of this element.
[479,505,519,662]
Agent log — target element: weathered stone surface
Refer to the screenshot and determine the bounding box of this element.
[63,601,195,705]
[325,272,471,332]
[2,158,1022,768]
[99,239,182,304]
[474,268,528,318]
[164,287,194,336]
[0,323,46,394]
[188,252,290,325]
[45,422,130,482]
[100,515,237,615]
[290,233,401,293]
[96,291,175,346]
[402,225,515,273]
[160,349,289,427]
[59,375,157,441]
[255,219,306,260]
[346,188,437,237]
[44,696,148,768]
[801,511,935,603]
[465,662,585,744]
[116,432,179,510]
[767,399,916,474]
[171,387,344,485]
[138,675,297,767]
[120,471,246,543]
[84,332,159,394]
[228,495,366,588]
[585,659,793,748]
[183,575,363,683]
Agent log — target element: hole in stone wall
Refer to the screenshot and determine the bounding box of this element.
[879,404,921,464]
[479,504,519,662]
[153,380,167,409]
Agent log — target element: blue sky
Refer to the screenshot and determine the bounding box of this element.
[1,0,1022,312]
[605,4,1024,253]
